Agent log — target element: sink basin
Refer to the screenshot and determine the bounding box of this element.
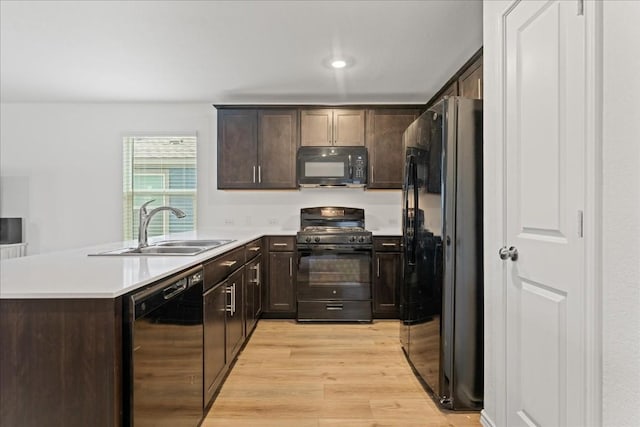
[127,246,204,254]
[89,239,236,256]
[155,239,234,247]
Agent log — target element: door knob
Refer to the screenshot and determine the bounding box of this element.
[498,246,519,261]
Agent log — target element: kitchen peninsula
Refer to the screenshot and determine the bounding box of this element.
[0,228,271,427]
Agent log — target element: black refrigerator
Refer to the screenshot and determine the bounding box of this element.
[400,96,483,410]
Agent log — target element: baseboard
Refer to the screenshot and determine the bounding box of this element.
[480,410,497,427]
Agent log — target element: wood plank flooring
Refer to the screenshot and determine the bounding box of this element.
[202,320,480,427]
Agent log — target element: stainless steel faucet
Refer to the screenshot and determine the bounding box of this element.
[137,200,186,248]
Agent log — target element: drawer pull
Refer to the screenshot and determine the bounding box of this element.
[272,243,288,247]
[248,246,260,252]
[381,243,397,247]
[220,260,237,267]
[326,304,344,311]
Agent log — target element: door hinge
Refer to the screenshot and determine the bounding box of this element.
[578,210,584,238]
[577,0,584,16]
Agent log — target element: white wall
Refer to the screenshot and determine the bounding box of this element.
[602,2,640,425]
[0,103,401,254]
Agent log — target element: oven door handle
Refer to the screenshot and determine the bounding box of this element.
[297,246,372,253]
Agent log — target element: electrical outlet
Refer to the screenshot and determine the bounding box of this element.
[268,218,278,225]
[224,218,234,225]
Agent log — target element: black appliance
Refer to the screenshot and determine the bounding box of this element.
[0,218,22,244]
[400,97,483,410]
[297,146,367,187]
[296,207,372,322]
[125,266,204,427]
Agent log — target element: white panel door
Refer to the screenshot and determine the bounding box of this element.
[504,1,586,426]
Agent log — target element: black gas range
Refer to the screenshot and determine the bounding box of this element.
[296,207,373,322]
[296,207,372,247]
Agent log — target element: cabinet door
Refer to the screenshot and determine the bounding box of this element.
[245,256,262,334]
[300,109,332,146]
[217,110,258,188]
[373,252,401,318]
[204,283,226,406]
[333,109,365,146]
[458,57,483,99]
[258,110,298,188]
[442,80,459,99]
[225,268,245,362]
[366,109,420,188]
[268,252,296,312]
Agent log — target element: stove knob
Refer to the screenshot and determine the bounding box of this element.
[304,237,310,243]
[314,237,320,243]
[349,236,356,242]
[358,236,365,243]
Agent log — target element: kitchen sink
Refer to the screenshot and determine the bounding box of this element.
[89,239,236,256]
[155,239,234,247]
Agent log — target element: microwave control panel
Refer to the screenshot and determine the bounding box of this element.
[354,155,365,179]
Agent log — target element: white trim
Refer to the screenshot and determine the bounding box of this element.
[481,409,498,427]
[483,2,515,426]
[583,1,603,425]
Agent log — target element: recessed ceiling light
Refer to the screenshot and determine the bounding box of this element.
[331,60,347,69]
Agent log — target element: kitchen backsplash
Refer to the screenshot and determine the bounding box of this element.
[199,187,402,232]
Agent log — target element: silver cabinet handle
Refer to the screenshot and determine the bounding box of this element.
[326,304,343,311]
[220,260,237,267]
[498,246,518,261]
[273,243,288,247]
[377,258,380,277]
[226,286,233,313]
[248,246,260,252]
[289,257,292,277]
[258,165,262,183]
[252,166,256,183]
[381,243,397,247]
[249,263,260,284]
[231,283,236,316]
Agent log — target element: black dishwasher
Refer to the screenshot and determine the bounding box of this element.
[125,266,203,427]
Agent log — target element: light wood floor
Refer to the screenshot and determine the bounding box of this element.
[203,320,480,427]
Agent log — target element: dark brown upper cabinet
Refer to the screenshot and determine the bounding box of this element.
[300,108,365,146]
[366,108,421,189]
[425,48,483,111]
[458,56,483,100]
[217,108,298,189]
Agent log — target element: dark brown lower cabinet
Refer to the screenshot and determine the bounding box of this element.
[267,251,296,315]
[203,282,227,406]
[0,298,122,427]
[245,255,262,335]
[373,237,402,318]
[225,268,245,362]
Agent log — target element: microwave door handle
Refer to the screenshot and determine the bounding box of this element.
[348,154,353,179]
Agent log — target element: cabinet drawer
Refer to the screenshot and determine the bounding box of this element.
[267,236,295,251]
[204,246,244,291]
[298,282,371,301]
[297,300,372,322]
[373,236,402,252]
[245,238,262,261]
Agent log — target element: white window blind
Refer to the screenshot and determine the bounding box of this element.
[123,135,197,240]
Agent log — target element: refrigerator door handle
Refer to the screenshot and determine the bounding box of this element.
[410,156,419,265]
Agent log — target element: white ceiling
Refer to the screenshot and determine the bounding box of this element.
[0,1,482,104]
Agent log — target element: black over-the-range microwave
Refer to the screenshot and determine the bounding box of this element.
[297,146,368,187]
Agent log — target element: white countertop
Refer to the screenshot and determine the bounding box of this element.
[0,227,400,299]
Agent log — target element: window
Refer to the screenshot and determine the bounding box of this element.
[123,135,197,240]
